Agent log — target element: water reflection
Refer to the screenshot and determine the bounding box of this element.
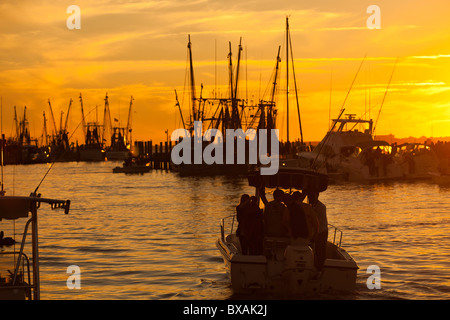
[1,162,449,299]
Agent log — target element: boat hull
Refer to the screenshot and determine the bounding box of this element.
[430,172,450,185]
[113,166,151,174]
[216,235,358,295]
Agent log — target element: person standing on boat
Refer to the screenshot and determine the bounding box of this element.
[263,189,290,238]
[236,194,251,255]
[246,196,264,255]
[285,191,309,244]
[309,191,328,271]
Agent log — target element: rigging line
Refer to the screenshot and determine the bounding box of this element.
[311,108,345,170]
[348,102,380,132]
[339,54,367,114]
[373,56,399,137]
[33,105,99,195]
[288,27,303,143]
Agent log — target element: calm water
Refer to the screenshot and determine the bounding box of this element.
[1,161,449,300]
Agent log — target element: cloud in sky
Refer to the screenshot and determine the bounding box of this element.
[1,0,450,142]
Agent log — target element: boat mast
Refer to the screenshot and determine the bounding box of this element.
[1,97,3,196]
[14,106,19,142]
[103,93,112,147]
[233,38,243,129]
[64,98,73,136]
[174,90,186,130]
[126,96,133,148]
[79,93,87,143]
[287,20,304,145]
[286,17,290,146]
[188,35,197,124]
[42,111,48,147]
[47,99,58,141]
[269,45,282,129]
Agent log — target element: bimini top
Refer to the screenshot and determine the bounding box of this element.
[0,195,70,220]
[247,167,328,192]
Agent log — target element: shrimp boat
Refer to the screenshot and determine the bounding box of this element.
[0,194,70,300]
[216,167,358,295]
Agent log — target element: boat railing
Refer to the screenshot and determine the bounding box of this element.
[328,224,343,248]
[0,251,33,300]
[220,214,237,241]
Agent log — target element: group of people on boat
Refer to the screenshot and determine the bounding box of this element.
[360,146,394,177]
[236,188,328,270]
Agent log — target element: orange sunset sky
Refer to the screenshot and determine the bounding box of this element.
[1,0,450,144]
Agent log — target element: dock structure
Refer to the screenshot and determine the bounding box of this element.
[133,140,172,170]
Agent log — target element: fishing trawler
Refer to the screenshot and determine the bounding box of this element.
[171,30,285,177]
[216,167,358,295]
[298,115,404,182]
[104,95,133,161]
[78,94,105,161]
[0,194,70,300]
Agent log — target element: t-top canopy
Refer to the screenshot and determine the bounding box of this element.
[247,167,328,192]
[0,196,70,220]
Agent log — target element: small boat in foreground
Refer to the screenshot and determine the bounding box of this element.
[216,167,358,295]
[0,195,70,300]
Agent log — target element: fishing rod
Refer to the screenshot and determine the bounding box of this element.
[373,56,399,137]
[338,54,367,114]
[348,103,380,133]
[310,55,366,170]
[33,104,100,195]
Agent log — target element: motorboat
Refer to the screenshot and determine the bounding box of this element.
[393,143,439,180]
[216,167,358,295]
[113,158,151,174]
[298,115,403,182]
[0,194,70,300]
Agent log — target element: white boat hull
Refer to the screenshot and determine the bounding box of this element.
[216,234,358,295]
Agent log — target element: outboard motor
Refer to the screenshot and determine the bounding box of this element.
[284,244,315,293]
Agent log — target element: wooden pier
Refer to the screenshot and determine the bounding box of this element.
[134,140,172,170]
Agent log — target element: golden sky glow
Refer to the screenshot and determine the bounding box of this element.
[1,0,450,144]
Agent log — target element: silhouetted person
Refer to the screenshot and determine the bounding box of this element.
[236,194,250,254]
[263,189,290,238]
[286,191,309,244]
[246,196,264,255]
[309,191,328,271]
